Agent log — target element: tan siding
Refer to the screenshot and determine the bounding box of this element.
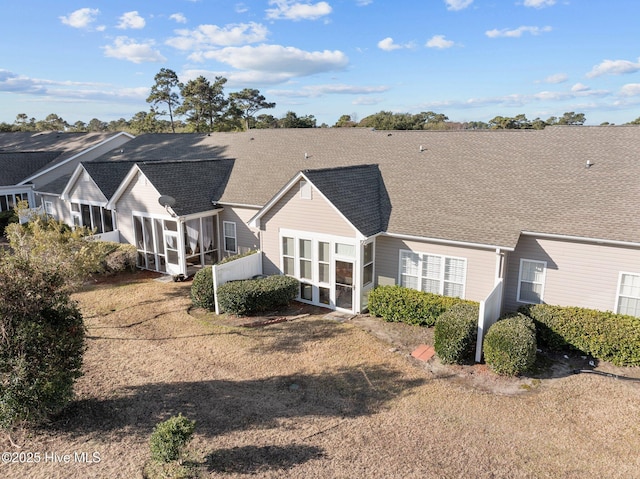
[113,171,167,245]
[261,180,358,275]
[504,235,640,313]
[37,194,71,224]
[67,170,107,203]
[375,236,498,302]
[218,207,260,258]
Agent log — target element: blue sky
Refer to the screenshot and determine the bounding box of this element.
[1,0,640,126]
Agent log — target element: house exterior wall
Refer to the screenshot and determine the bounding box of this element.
[28,134,132,190]
[374,235,499,302]
[113,171,167,245]
[259,180,358,276]
[218,206,260,258]
[38,193,71,224]
[503,235,640,313]
[66,169,107,204]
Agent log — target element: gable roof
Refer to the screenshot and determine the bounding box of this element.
[302,164,391,237]
[80,161,139,199]
[0,131,133,186]
[0,151,62,185]
[92,127,640,248]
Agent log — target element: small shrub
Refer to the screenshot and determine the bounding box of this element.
[191,267,215,310]
[0,209,18,235]
[217,275,298,315]
[104,243,137,273]
[434,302,479,364]
[218,249,258,265]
[368,285,477,327]
[483,313,537,376]
[149,414,196,463]
[520,304,640,366]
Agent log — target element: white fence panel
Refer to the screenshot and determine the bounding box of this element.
[212,251,263,314]
[475,278,504,363]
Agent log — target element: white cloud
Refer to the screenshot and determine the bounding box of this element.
[377,37,415,51]
[117,11,146,30]
[523,0,556,7]
[191,44,348,77]
[169,13,187,24]
[586,58,640,78]
[166,22,268,50]
[543,73,568,84]
[571,83,590,93]
[356,0,373,5]
[353,96,383,106]
[485,25,552,38]
[103,37,166,64]
[445,0,473,11]
[235,3,249,13]
[59,8,100,29]
[269,83,389,97]
[619,83,640,97]
[266,1,332,21]
[426,35,454,49]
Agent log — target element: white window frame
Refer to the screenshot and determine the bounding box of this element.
[398,249,467,298]
[44,201,54,215]
[615,272,640,317]
[223,221,237,253]
[517,259,547,304]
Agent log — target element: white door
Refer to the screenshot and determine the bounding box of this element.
[163,220,181,276]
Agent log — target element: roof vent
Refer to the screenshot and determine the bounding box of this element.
[304,152,309,159]
[419,145,425,152]
[586,160,594,168]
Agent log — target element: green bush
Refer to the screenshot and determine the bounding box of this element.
[368,285,477,327]
[217,275,298,315]
[434,302,479,364]
[218,249,258,265]
[190,267,215,310]
[149,414,196,463]
[520,304,640,366]
[104,243,137,273]
[483,313,537,376]
[0,210,18,235]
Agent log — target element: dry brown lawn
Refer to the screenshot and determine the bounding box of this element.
[1,272,639,479]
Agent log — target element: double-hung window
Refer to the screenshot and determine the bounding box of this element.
[223,221,237,253]
[617,272,640,317]
[399,250,466,298]
[517,259,546,304]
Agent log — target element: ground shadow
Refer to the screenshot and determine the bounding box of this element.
[205,444,324,474]
[46,366,426,442]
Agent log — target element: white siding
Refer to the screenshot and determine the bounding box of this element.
[66,169,107,204]
[504,235,640,313]
[218,207,260,258]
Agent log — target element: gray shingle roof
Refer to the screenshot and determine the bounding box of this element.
[0,151,62,185]
[303,164,390,237]
[82,161,139,199]
[136,159,234,216]
[91,127,640,248]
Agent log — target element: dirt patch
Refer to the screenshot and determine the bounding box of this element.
[3,274,639,479]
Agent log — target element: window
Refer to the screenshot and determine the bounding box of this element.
[69,202,114,233]
[399,250,466,298]
[517,259,547,304]
[318,241,330,283]
[300,180,312,199]
[282,237,295,275]
[299,239,312,279]
[44,201,54,215]
[223,221,237,253]
[617,273,640,317]
[363,242,374,286]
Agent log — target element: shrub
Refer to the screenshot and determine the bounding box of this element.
[0,257,85,429]
[520,304,640,366]
[218,249,258,265]
[434,302,479,364]
[483,313,537,376]
[191,267,215,310]
[0,209,18,235]
[368,285,477,327]
[104,243,137,273]
[217,275,298,315]
[149,414,196,463]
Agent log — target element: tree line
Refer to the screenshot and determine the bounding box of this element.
[3,67,640,133]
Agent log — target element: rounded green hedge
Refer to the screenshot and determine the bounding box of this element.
[149,414,196,463]
[519,303,640,366]
[483,313,537,376]
[217,275,298,316]
[434,302,479,364]
[190,267,215,310]
[368,285,477,327]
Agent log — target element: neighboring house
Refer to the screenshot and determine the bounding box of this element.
[42,127,640,317]
[0,131,134,216]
